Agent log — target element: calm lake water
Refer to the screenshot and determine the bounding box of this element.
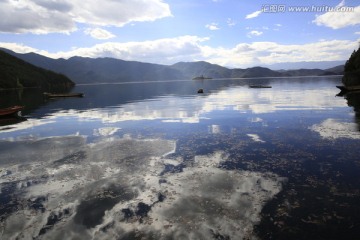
[1,76,360,239]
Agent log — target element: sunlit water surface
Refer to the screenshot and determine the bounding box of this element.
[1,77,360,239]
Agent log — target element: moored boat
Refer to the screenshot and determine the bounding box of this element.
[249,85,272,88]
[43,92,84,98]
[0,106,24,117]
[336,85,360,92]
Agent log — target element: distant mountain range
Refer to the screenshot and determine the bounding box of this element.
[1,48,344,85]
[262,60,345,70]
[0,49,74,90]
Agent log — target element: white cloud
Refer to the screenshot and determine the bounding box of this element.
[0,42,38,54]
[227,18,236,27]
[0,36,209,64]
[247,30,263,38]
[72,0,172,27]
[0,0,172,34]
[273,24,282,31]
[0,0,75,34]
[206,39,358,67]
[313,3,360,29]
[1,37,358,68]
[245,10,262,19]
[84,28,116,40]
[205,22,220,30]
[355,31,360,35]
[51,35,208,64]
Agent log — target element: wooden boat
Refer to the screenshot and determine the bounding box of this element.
[43,92,84,98]
[0,106,24,117]
[249,85,272,88]
[336,85,360,92]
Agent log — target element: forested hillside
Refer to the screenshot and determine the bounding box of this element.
[0,49,74,90]
[343,46,360,86]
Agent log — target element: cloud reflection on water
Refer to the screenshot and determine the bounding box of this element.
[0,85,347,135]
[310,118,360,140]
[2,80,358,239]
[0,135,285,239]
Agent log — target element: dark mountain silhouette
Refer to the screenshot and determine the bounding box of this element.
[0,49,184,83]
[0,49,74,90]
[1,48,344,85]
[61,56,184,83]
[234,66,283,78]
[323,65,344,75]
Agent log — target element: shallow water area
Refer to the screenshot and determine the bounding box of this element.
[1,76,360,239]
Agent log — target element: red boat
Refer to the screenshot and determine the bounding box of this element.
[0,106,24,117]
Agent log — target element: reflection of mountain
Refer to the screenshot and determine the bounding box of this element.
[2,48,344,84]
[345,92,360,131]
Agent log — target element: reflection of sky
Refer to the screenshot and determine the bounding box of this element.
[247,134,266,143]
[310,118,360,140]
[1,79,360,239]
[0,83,348,138]
[0,136,284,239]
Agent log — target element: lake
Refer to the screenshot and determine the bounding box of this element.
[1,76,360,239]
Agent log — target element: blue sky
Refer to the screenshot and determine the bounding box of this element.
[0,0,359,68]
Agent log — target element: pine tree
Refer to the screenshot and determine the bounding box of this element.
[344,50,356,72]
[343,45,360,86]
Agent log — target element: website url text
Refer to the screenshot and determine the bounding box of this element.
[261,5,355,13]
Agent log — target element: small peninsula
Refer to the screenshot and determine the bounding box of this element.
[0,49,74,90]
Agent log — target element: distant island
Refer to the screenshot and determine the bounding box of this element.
[192,75,212,80]
[0,49,74,90]
[342,46,360,87]
[1,48,345,85]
